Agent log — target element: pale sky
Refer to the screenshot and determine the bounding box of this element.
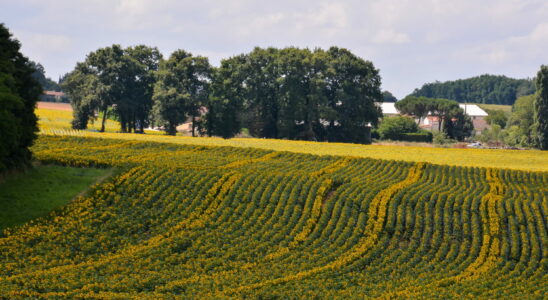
[1,0,547,98]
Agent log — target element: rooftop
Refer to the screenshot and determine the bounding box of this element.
[377,102,488,117]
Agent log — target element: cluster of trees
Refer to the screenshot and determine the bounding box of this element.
[382,91,397,102]
[62,45,162,133]
[411,74,535,105]
[394,96,473,141]
[65,46,383,144]
[376,116,433,142]
[30,62,61,92]
[478,66,548,150]
[0,24,41,173]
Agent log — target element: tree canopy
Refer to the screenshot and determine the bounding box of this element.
[535,65,548,150]
[382,91,397,102]
[61,45,385,144]
[29,61,61,92]
[205,47,382,144]
[152,50,212,136]
[0,23,41,172]
[411,74,535,105]
[378,116,419,140]
[394,96,472,141]
[62,45,162,133]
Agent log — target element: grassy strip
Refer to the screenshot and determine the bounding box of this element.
[0,164,111,232]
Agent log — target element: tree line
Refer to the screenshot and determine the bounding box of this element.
[411,74,535,105]
[63,46,382,144]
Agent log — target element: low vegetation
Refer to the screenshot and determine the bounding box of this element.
[0,164,111,232]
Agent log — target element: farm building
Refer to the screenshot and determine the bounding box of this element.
[377,102,489,134]
[40,90,69,103]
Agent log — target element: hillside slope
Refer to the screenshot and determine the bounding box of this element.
[411,74,535,105]
[0,135,546,298]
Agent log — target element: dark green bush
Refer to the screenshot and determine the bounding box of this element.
[400,131,433,143]
[378,116,419,140]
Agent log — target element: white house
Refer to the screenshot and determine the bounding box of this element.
[377,102,489,133]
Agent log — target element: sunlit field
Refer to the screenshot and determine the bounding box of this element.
[36,107,548,172]
[0,134,545,298]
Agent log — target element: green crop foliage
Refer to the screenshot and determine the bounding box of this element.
[0,135,545,298]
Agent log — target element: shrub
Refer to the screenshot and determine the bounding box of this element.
[378,116,419,140]
[400,131,433,143]
[433,132,454,146]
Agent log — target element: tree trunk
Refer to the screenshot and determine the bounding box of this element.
[139,118,144,134]
[191,115,196,137]
[438,115,443,132]
[167,122,176,136]
[100,107,107,132]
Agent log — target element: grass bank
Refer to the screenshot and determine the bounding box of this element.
[0,164,111,232]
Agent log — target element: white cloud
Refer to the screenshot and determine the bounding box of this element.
[294,2,348,31]
[10,31,72,62]
[2,0,548,98]
[372,29,410,45]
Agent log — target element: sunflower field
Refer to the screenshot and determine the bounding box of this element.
[0,134,546,298]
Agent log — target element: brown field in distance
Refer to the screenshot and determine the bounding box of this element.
[37,102,72,111]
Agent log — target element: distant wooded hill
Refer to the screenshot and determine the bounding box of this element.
[410,74,535,105]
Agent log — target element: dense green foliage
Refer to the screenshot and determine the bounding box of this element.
[29,61,61,92]
[0,165,110,231]
[484,109,508,128]
[62,45,162,132]
[0,24,41,172]
[66,46,382,144]
[206,47,382,144]
[411,74,535,105]
[152,50,212,136]
[481,95,537,147]
[394,96,473,141]
[0,135,545,298]
[400,132,433,143]
[535,65,548,150]
[377,116,432,142]
[378,116,419,140]
[382,90,397,102]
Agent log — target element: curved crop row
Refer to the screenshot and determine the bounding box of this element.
[0,135,545,298]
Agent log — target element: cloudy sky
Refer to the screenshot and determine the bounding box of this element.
[2,0,547,98]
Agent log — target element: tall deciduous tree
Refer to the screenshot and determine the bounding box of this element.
[322,47,382,143]
[207,55,247,138]
[63,45,161,132]
[507,95,535,146]
[120,45,161,133]
[535,65,548,150]
[61,62,101,129]
[0,24,41,172]
[152,50,211,136]
[205,46,382,144]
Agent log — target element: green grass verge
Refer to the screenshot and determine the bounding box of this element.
[0,164,111,232]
